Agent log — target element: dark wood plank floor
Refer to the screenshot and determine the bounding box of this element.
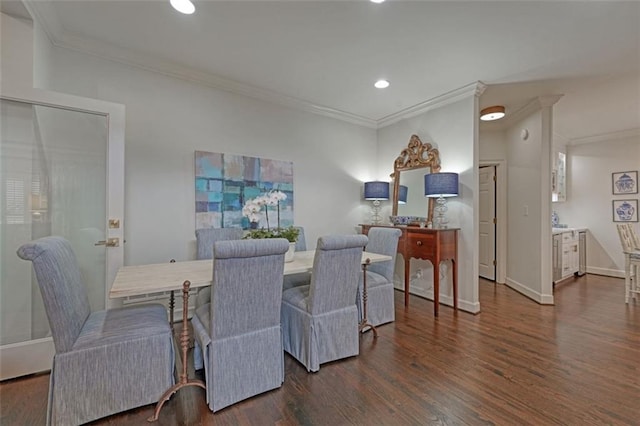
[1,274,638,425]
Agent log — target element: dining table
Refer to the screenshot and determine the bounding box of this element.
[109,249,391,422]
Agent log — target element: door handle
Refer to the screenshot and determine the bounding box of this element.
[94,238,120,247]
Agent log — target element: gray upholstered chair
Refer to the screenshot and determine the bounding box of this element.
[193,227,244,369]
[281,234,368,372]
[294,225,307,252]
[358,227,402,326]
[283,225,310,291]
[194,227,244,308]
[16,236,175,426]
[191,238,290,412]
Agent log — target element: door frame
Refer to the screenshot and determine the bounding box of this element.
[0,86,124,379]
[479,160,506,284]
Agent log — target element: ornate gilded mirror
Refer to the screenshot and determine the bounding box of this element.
[391,134,441,221]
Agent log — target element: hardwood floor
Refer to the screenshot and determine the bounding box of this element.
[1,274,638,425]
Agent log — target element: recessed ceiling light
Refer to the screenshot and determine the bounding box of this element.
[370,0,386,3]
[170,0,195,15]
[480,105,506,121]
[374,79,390,89]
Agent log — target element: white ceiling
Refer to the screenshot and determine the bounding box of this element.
[11,0,640,140]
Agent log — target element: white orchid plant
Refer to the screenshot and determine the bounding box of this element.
[242,190,299,242]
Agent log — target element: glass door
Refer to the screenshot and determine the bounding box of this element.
[0,89,124,380]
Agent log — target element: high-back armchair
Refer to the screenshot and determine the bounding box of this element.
[280,234,368,372]
[283,225,310,290]
[191,238,290,412]
[194,227,244,307]
[358,227,402,326]
[17,236,175,425]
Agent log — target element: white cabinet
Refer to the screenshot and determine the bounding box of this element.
[560,231,579,278]
[552,229,586,283]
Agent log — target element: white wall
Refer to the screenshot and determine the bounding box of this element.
[36,44,378,266]
[554,134,640,276]
[505,98,556,304]
[1,13,33,91]
[377,94,480,313]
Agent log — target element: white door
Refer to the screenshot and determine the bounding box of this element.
[0,88,124,380]
[479,166,496,280]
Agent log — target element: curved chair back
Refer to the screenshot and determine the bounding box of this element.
[294,226,307,252]
[210,238,290,339]
[308,234,368,315]
[195,227,244,260]
[17,236,90,353]
[366,227,402,281]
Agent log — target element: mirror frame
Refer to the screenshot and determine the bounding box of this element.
[390,134,441,221]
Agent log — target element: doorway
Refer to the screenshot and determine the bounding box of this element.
[479,165,497,280]
[0,89,124,380]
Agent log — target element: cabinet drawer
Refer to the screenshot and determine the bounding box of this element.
[562,231,578,243]
[406,232,436,259]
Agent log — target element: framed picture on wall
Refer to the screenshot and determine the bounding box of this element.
[612,199,638,222]
[612,171,637,195]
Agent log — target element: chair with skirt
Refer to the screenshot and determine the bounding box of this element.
[193,227,245,369]
[194,227,244,308]
[283,226,310,291]
[280,234,368,372]
[616,223,640,303]
[358,227,402,326]
[191,238,290,412]
[17,236,175,426]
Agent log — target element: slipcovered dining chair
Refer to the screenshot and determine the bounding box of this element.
[294,225,307,252]
[281,234,368,372]
[283,225,310,290]
[194,227,244,308]
[358,227,402,326]
[191,238,290,412]
[16,236,175,426]
[616,223,640,303]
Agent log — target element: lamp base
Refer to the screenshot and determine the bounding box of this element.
[370,200,382,224]
[433,196,449,229]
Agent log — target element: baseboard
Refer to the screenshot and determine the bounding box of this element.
[393,288,480,314]
[587,266,624,278]
[505,278,554,305]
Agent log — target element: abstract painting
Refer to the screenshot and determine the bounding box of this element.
[195,151,294,229]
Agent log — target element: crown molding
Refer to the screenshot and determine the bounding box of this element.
[58,33,378,129]
[25,1,378,129]
[569,127,640,146]
[377,81,487,129]
[503,94,564,125]
[22,0,61,41]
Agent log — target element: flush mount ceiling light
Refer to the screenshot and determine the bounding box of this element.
[370,0,386,3]
[170,0,195,14]
[374,79,390,89]
[480,105,505,121]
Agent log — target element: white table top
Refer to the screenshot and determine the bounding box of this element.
[109,250,392,299]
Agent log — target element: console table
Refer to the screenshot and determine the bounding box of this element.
[360,224,458,316]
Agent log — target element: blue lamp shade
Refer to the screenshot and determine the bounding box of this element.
[364,181,390,200]
[424,172,459,198]
[398,185,408,204]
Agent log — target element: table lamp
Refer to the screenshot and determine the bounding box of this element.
[424,172,458,228]
[364,181,389,224]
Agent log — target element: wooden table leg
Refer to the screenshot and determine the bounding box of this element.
[404,259,410,307]
[433,259,440,317]
[148,280,205,422]
[359,258,377,338]
[452,259,458,311]
[169,290,175,327]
